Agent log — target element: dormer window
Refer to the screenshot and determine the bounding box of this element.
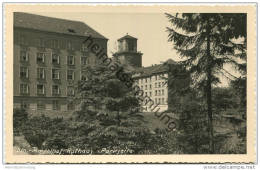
[68,28,76,33]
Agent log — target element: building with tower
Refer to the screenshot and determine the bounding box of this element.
[113,34,143,68]
[114,34,176,112]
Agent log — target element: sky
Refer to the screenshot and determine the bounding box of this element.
[33,12,179,67]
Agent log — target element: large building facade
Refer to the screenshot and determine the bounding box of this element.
[114,34,175,112]
[132,65,169,112]
[13,12,108,113]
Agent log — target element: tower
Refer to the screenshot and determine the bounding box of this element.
[113,34,142,67]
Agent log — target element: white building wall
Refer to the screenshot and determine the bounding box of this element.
[134,72,168,113]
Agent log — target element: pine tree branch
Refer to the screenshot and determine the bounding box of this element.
[165,13,200,33]
[166,27,201,49]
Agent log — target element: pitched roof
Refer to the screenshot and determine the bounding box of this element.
[14,12,107,39]
[132,59,177,78]
[118,34,137,41]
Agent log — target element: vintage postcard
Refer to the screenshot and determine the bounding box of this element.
[3,3,257,163]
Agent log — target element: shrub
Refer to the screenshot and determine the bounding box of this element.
[13,108,28,135]
[21,115,51,149]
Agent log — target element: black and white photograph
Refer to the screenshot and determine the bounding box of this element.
[3,3,257,164]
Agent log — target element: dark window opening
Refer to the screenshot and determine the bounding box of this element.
[68,29,76,33]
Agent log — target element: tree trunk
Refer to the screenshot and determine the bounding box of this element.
[206,25,214,154]
[117,110,120,126]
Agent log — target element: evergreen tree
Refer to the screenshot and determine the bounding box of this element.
[72,64,153,154]
[166,13,246,153]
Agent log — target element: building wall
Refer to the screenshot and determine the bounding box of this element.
[133,72,168,112]
[13,27,107,112]
[118,39,137,52]
[117,53,142,68]
[126,53,142,68]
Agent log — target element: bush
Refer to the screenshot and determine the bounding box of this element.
[21,115,51,149]
[13,108,28,135]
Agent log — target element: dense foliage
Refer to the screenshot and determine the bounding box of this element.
[166,13,247,153]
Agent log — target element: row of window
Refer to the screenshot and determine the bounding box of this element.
[20,100,75,111]
[154,98,166,105]
[20,67,87,81]
[20,51,91,65]
[20,83,75,96]
[19,35,90,52]
[138,74,167,84]
[143,89,165,97]
[142,98,166,105]
[140,81,167,90]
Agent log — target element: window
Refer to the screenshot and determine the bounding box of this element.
[52,85,60,95]
[162,81,167,87]
[20,51,28,62]
[20,84,29,94]
[36,52,45,63]
[68,102,75,111]
[81,56,88,65]
[162,98,164,104]
[67,86,75,96]
[67,70,74,80]
[52,53,60,64]
[53,100,60,110]
[37,100,45,110]
[36,38,44,47]
[81,72,87,81]
[20,35,26,45]
[37,68,45,79]
[81,43,89,52]
[52,69,60,80]
[37,84,45,95]
[150,84,152,90]
[128,41,134,51]
[155,83,157,88]
[155,75,157,80]
[67,56,74,65]
[162,89,164,95]
[149,91,152,97]
[67,41,73,50]
[68,29,76,33]
[155,90,157,96]
[155,98,157,104]
[51,39,59,49]
[145,85,147,90]
[158,82,161,88]
[158,90,161,96]
[21,101,29,109]
[145,92,147,96]
[158,98,161,104]
[20,67,28,78]
[145,78,147,83]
